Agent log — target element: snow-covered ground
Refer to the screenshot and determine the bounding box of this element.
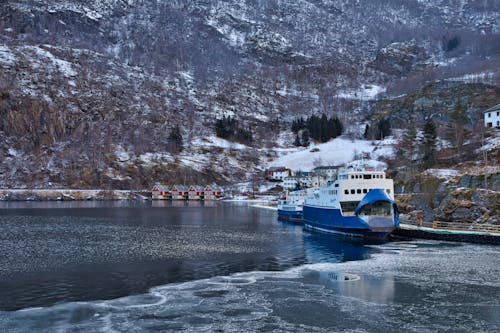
[336,84,386,101]
[269,136,394,171]
[422,168,459,179]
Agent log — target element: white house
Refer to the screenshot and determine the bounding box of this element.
[313,166,341,179]
[283,177,300,190]
[266,167,291,181]
[484,104,500,128]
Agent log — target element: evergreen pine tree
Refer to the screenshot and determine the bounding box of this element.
[422,118,437,168]
[363,124,370,139]
[301,129,310,147]
[167,125,183,153]
[447,103,469,158]
[294,133,301,147]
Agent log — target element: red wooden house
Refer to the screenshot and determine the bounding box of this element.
[151,184,171,200]
[188,185,205,200]
[171,185,189,200]
[204,184,223,200]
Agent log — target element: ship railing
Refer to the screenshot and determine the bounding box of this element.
[431,221,500,233]
[401,219,500,234]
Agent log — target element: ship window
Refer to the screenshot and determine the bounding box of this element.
[363,174,371,179]
[344,190,349,195]
[350,189,355,194]
[340,201,358,215]
[350,175,354,179]
[363,189,367,193]
[357,189,361,194]
[386,189,391,194]
[335,183,339,187]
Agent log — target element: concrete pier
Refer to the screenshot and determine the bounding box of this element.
[391,222,500,245]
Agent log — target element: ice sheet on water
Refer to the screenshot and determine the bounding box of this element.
[1,241,499,332]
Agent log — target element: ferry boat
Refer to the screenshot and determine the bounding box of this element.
[303,165,399,241]
[277,190,306,223]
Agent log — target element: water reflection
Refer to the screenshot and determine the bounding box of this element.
[151,200,219,208]
[302,232,374,263]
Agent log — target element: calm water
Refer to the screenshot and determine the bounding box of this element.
[0,201,498,332]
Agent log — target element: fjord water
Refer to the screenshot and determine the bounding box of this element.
[0,202,498,332]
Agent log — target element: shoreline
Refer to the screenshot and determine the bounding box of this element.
[0,189,150,201]
[0,189,279,203]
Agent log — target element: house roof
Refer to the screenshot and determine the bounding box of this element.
[205,184,222,191]
[484,104,500,113]
[189,185,204,191]
[153,184,169,191]
[268,166,289,171]
[172,185,189,191]
[313,165,341,171]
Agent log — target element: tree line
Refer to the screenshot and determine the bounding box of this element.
[291,114,344,147]
[214,115,253,144]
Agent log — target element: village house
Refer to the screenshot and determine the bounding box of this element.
[283,173,313,190]
[282,176,299,190]
[484,104,500,128]
[204,184,223,200]
[313,165,341,180]
[188,185,205,200]
[266,166,291,181]
[151,184,171,200]
[170,185,189,200]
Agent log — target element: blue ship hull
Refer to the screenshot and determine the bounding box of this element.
[303,205,397,241]
[277,209,303,223]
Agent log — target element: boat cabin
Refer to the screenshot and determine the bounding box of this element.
[305,167,394,216]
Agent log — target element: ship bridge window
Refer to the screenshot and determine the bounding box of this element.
[359,201,392,217]
[363,174,371,179]
[350,189,355,194]
[334,183,339,187]
[363,189,368,193]
[357,189,361,194]
[340,201,358,215]
[344,190,349,195]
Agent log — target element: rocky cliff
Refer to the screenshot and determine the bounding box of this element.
[0,0,499,188]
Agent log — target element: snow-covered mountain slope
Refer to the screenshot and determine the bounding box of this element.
[0,0,499,188]
[270,137,394,172]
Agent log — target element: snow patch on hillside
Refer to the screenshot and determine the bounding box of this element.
[446,71,497,85]
[27,46,77,77]
[423,168,459,179]
[336,84,386,100]
[477,134,500,152]
[190,135,248,150]
[269,137,394,171]
[0,45,17,65]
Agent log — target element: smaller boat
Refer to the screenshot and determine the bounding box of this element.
[277,190,307,223]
